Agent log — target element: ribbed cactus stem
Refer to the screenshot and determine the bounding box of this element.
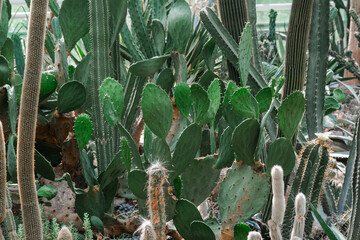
[16,0,48,238]
[147,163,167,240]
[4,188,18,240]
[291,193,306,239]
[0,122,6,223]
[268,165,285,240]
[247,231,263,240]
[137,220,157,240]
[57,227,73,240]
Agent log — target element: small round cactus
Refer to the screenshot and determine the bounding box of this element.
[57,227,73,240]
[247,231,263,240]
[137,220,157,240]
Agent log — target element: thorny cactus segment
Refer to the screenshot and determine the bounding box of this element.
[247,231,263,240]
[137,220,157,240]
[0,122,6,223]
[268,165,285,240]
[147,163,168,240]
[57,227,73,240]
[291,193,306,239]
[4,188,18,240]
[16,0,49,238]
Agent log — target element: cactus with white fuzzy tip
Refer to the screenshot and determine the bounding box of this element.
[0,122,6,223]
[147,163,167,240]
[57,227,73,240]
[291,193,306,239]
[137,220,157,240]
[268,165,285,240]
[247,231,263,240]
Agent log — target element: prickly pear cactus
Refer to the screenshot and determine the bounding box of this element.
[219,164,269,239]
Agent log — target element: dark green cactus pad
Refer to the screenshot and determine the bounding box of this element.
[40,71,57,100]
[1,38,14,70]
[168,0,192,53]
[0,56,10,86]
[173,199,203,239]
[152,19,165,55]
[234,223,251,240]
[174,176,182,199]
[57,81,86,113]
[156,68,175,94]
[170,123,202,181]
[102,95,118,126]
[231,88,259,120]
[74,113,92,150]
[278,91,305,140]
[75,188,105,220]
[205,218,221,237]
[37,185,57,199]
[203,79,221,124]
[223,81,243,129]
[175,82,193,117]
[99,78,124,121]
[198,71,217,90]
[109,0,127,46]
[191,84,210,125]
[265,138,296,176]
[190,221,216,240]
[232,119,260,165]
[215,127,235,169]
[128,169,147,199]
[238,23,253,87]
[90,216,104,234]
[59,0,89,51]
[151,137,171,166]
[141,84,173,139]
[34,150,56,181]
[182,155,221,206]
[129,55,170,77]
[120,137,131,173]
[255,87,272,114]
[202,38,216,70]
[219,164,269,233]
[80,150,97,187]
[99,151,126,191]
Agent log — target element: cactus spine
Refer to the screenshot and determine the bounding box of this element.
[247,232,263,240]
[16,0,49,238]
[291,193,306,239]
[0,122,5,223]
[268,166,285,240]
[147,163,167,240]
[57,227,73,240]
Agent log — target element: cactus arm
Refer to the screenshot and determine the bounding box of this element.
[305,0,329,140]
[283,0,315,98]
[291,193,306,239]
[0,122,5,223]
[120,23,144,62]
[4,188,18,240]
[16,0,49,238]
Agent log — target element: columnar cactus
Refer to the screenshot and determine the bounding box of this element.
[57,227,73,240]
[3,188,18,240]
[268,165,285,240]
[247,231,263,240]
[16,0,49,238]
[0,122,5,223]
[138,220,157,240]
[147,163,167,240]
[291,193,306,239]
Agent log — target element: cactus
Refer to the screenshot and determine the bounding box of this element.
[147,163,167,240]
[16,0,49,238]
[57,227,73,240]
[283,139,330,238]
[0,122,5,223]
[291,193,306,239]
[247,231,263,240]
[137,220,157,240]
[268,166,285,240]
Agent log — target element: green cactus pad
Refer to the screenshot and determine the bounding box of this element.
[278,91,305,140]
[203,79,221,124]
[170,123,202,181]
[255,87,272,114]
[0,56,10,86]
[191,221,216,240]
[120,137,131,173]
[128,169,147,199]
[219,164,269,234]
[74,113,92,150]
[265,138,296,176]
[129,55,170,77]
[168,0,192,53]
[102,95,118,126]
[182,155,221,206]
[141,84,173,139]
[151,137,171,166]
[231,88,259,120]
[57,81,86,113]
[173,199,203,239]
[234,223,251,240]
[214,127,235,169]
[39,71,57,101]
[152,19,165,55]
[175,83,193,117]
[99,151,126,191]
[191,84,210,125]
[238,23,253,87]
[156,68,175,94]
[99,78,124,121]
[232,119,260,165]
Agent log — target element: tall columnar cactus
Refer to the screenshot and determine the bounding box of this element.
[147,163,167,240]
[283,0,315,99]
[291,193,306,239]
[283,139,330,239]
[3,188,18,240]
[268,166,285,240]
[247,232,263,240]
[0,122,5,223]
[57,227,73,240]
[16,0,49,238]
[138,220,157,240]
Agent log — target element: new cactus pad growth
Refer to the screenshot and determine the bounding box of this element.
[268,165,285,240]
[147,163,167,240]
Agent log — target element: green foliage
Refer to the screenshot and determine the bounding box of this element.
[238,23,253,87]
[129,55,170,77]
[57,81,86,113]
[99,77,124,122]
[231,88,259,119]
[175,83,192,117]
[234,223,251,240]
[190,221,216,240]
[266,138,296,176]
[74,114,92,150]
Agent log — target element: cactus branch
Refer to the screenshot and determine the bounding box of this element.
[16,0,49,238]
[0,122,5,223]
[291,193,306,239]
